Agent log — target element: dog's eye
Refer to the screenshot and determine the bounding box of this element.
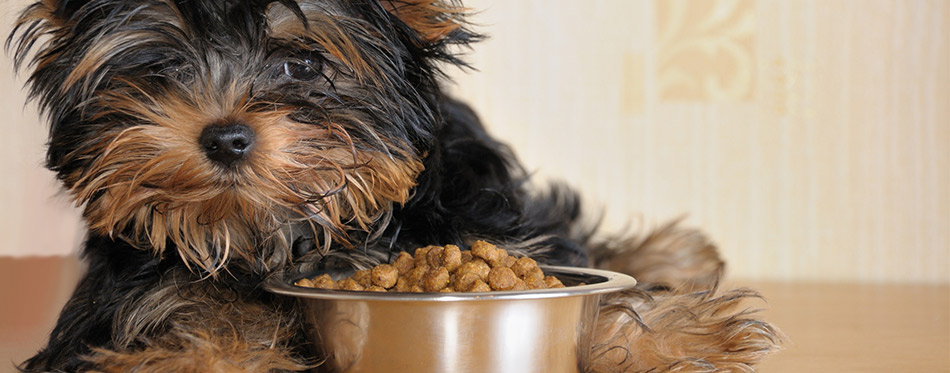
[283,58,322,81]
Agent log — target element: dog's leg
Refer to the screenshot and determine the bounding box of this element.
[80,296,311,373]
[588,222,783,372]
[590,289,782,372]
[82,326,307,373]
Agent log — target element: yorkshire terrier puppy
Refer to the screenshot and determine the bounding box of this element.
[9,0,781,371]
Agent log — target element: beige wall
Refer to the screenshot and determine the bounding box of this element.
[446,0,949,283]
[1,0,85,257]
[1,0,947,283]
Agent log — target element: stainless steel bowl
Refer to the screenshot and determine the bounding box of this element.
[266,266,636,373]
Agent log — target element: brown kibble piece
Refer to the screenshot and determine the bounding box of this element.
[441,244,463,272]
[522,267,545,284]
[511,257,539,277]
[414,246,436,267]
[392,252,414,275]
[484,248,509,268]
[406,266,429,285]
[424,267,450,292]
[467,280,491,292]
[544,275,565,288]
[352,270,372,288]
[339,278,364,291]
[524,276,546,289]
[366,286,387,292]
[471,240,497,262]
[371,264,399,289]
[394,277,411,292]
[460,251,473,263]
[456,259,490,281]
[488,267,518,290]
[295,278,314,287]
[455,272,481,291]
[511,279,527,291]
[426,246,445,268]
[311,274,337,290]
[499,254,516,268]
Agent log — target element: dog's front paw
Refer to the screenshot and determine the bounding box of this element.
[590,288,784,372]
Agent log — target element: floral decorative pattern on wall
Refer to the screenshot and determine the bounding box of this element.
[657,0,756,102]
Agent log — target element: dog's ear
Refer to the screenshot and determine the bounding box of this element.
[7,0,92,67]
[48,0,91,23]
[16,0,91,29]
[381,0,466,43]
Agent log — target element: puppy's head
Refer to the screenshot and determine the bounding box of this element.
[9,0,473,274]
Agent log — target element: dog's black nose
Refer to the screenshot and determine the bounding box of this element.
[199,123,255,167]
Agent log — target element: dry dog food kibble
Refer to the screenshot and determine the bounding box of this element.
[295,241,565,292]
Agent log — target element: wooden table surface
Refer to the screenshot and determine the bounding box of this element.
[741,281,950,372]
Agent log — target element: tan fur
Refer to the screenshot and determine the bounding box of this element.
[9,0,68,72]
[591,220,724,293]
[65,3,182,91]
[80,273,310,372]
[66,79,423,274]
[266,3,375,82]
[589,223,784,372]
[591,289,782,373]
[85,331,306,373]
[382,0,467,42]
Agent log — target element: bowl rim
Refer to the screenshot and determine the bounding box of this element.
[264,265,637,302]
